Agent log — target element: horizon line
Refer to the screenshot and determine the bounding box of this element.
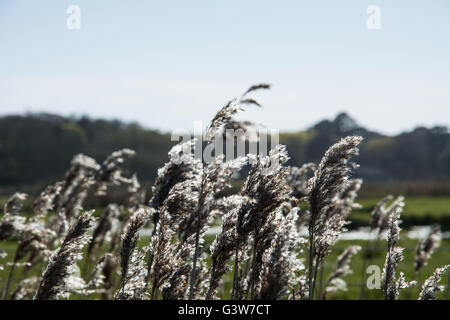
[0,110,447,138]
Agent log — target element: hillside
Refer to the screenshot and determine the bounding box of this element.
[1,112,449,195]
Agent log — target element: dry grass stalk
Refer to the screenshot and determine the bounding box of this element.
[35,211,95,300]
[306,136,362,299]
[116,208,150,300]
[321,245,361,300]
[418,265,450,300]
[415,225,441,273]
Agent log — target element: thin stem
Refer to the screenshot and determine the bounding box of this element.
[297,281,304,300]
[383,246,392,299]
[151,276,158,300]
[249,238,257,299]
[317,260,325,300]
[146,253,154,289]
[205,279,214,300]
[311,255,320,300]
[188,226,201,299]
[2,260,17,300]
[231,243,240,300]
[359,231,374,299]
[188,177,207,300]
[358,249,368,299]
[360,233,380,299]
[145,225,157,290]
[307,231,315,300]
[446,271,450,300]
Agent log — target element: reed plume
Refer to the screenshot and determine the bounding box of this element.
[418,265,449,300]
[0,193,28,241]
[259,205,306,300]
[306,136,362,299]
[95,148,136,196]
[381,204,416,300]
[206,197,243,299]
[369,195,394,232]
[188,84,270,299]
[232,145,291,299]
[321,245,361,300]
[287,163,316,200]
[116,208,150,300]
[35,211,95,300]
[415,225,441,273]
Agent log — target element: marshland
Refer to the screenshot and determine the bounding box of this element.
[0,85,448,300]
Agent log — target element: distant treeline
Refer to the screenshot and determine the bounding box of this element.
[1,112,449,196]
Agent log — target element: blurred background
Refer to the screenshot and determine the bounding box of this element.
[0,1,449,230]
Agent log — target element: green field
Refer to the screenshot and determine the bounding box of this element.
[2,196,450,229]
[1,235,449,300]
[315,238,450,300]
[351,197,450,230]
[1,196,449,299]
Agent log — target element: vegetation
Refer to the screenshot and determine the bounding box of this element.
[1,111,450,196]
[352,197,450,230]
[0,86,448,300]
[1,237,448,300]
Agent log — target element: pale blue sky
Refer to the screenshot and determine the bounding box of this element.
[0,1,449,134]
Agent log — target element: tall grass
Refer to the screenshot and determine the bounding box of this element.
[0,86,448,300]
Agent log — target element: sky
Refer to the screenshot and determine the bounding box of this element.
[0,0,449,135]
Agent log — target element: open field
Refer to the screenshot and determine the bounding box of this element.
[1,195,450,300]
[301,196,450,230]
[208,237,450,300]
[1,188,449,301]
[3,195,450,229]
[316,238,450,300]
[1,236,449,300]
